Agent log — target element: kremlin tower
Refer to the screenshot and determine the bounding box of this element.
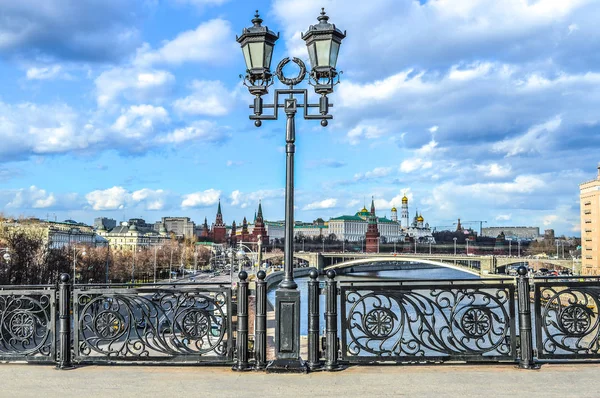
[212,199,226,243]
[401,194,409,228]
[251,201,269,246]
[365,197,380,253]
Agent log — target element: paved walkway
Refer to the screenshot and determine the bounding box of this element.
[1,363,598,397]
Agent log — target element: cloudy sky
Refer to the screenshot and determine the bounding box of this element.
[0,0,598,236]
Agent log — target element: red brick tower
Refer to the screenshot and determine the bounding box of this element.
[212,200,226,243]
[365,198,380,253]
[201,217,210,239]
[251,201,269,245]
[241,217,250,243]
[230,220,237,246]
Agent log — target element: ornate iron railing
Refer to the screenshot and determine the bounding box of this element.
[339,279,517,363]
[534,276,600,360]
[0,285,56,362]
[72,282,232,364]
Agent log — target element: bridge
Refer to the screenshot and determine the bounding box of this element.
[261,251,580,276]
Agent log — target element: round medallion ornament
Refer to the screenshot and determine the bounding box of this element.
[461,308,492,338]
[94,311,125,338]
[364,308,395,338]
[8,311,35,341]
[559,304,592,336]
[182,310,210,339]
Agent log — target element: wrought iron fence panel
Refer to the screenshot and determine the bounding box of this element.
[72,283,232,364]
[534,277,600,360]
[0,286,56,362]
[340,280,516,363]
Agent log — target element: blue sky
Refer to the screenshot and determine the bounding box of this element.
[0,0,599,236]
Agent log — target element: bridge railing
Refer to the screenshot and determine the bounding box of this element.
[533,275,600,361]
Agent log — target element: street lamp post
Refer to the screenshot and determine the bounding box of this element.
[169,246,174,282]
[466,238,470,255]
[453,237,457,255]
[238,8,345,370]
[556,240,559,259]
[72,247,86,284]
[0,248,11,283]
[153,245,160,284]
[518,240,521,258]
[507,238,512,256]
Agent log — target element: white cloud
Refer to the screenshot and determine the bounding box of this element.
[347,123,387,145]
[496,214,512,221]
[26,65,69,80]
[131,188,167,211]
[476,163,512,178]
[543,214,559,226]
[493,116,562,157]
[230,189,284,209]
[303,198,338,211]
[86,186,129,211]
[181,189,221,209]
[112,105,170,140]
[428,125,439,133]
[399,158,433,173]
[157,121,229,145]
[354,167,393,181]
[173,80,237,116]
[6,186,56,209]
[134,19,237,67]
[95,67,175,107]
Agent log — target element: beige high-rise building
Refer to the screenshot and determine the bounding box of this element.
[580,165,600,275]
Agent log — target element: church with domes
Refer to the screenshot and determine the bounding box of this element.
[327,195,435,250]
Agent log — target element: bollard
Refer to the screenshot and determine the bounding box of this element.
[324,270,343,371]
[306,268,322,370]
[254,270,267,370]
[517,266,538,369]
[56,273,74,370]
[232,271,251,371]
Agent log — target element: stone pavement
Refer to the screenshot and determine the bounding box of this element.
[1,363,598,398]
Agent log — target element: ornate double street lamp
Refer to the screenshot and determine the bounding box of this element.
[238,8,345,371]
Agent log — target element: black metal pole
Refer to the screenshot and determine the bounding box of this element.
[307,268,321,370]
[254,270,267,370]
[281,104,297,290]
[324,269,342,371]
[517,266,537,369]
[233,271,251,371]
[56,273,74,370]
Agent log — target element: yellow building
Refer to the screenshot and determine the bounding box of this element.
[580,165,600,275]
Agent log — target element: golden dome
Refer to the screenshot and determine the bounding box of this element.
[402,195,408,203]
[361,206,368,213]
[417,215,424,222]
[391,207,397,212]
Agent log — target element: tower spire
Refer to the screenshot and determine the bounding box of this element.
[370,196,375,215]
[217,199,222,215]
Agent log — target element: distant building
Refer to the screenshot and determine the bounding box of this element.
[94,217,116,230]
[97,220,170,251]
[481,227,540,240]
[580,165,600,275]
[1,219,97,249]
[156,217,195,239]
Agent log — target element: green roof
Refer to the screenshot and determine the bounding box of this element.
[294,225,327,229]
[330,215,365,222]
[377,217,395,224]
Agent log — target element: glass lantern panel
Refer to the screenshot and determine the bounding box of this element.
[249,42,265,68]
[307,43,317,69]
[242,44,252,70]
[330,41,340,69]
[315,40,332,67]
[264,43,274,70]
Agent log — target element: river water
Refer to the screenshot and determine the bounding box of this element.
[266,267,480,336]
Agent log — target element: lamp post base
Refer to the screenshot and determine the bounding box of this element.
[266,358,308,374]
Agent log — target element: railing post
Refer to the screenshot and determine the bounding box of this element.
[517,266,538,369]
[324,269,343,371]
[254,270,267,370]
[307,268,321,370]
[233,271,251,371]
[56,273,74,370]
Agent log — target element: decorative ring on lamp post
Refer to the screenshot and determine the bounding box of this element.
[275,57,306,87]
